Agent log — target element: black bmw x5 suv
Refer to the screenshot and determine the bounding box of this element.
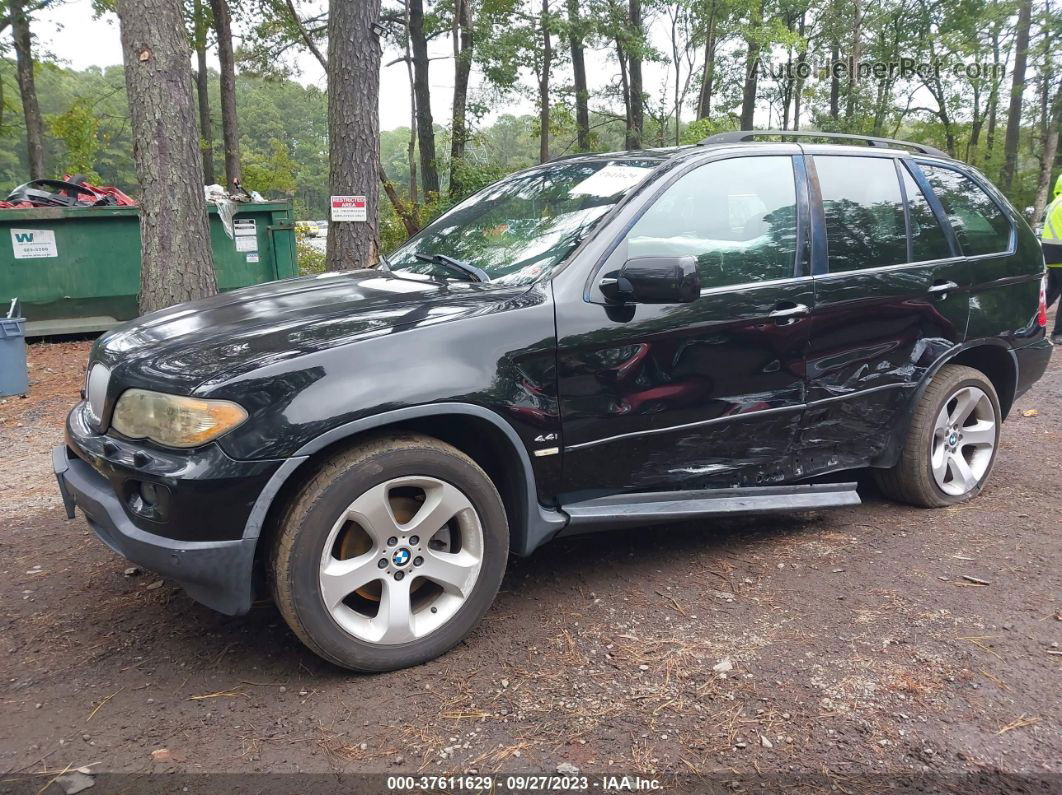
[55,131,1052,671]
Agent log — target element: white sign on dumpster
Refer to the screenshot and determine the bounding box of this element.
[10,229,58,259]
[331,195,367,222]
[233,218,258,252]
[233,218,257,236]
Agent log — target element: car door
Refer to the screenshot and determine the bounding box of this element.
[797,152,970,475]
[554,152,816,497]
[915,161,1027,343]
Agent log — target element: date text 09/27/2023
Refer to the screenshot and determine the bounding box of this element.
[384,774,663,792]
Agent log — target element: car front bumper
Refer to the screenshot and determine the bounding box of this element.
[53,444,257,615]
[53,402,287,616]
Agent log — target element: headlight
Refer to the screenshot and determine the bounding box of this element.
[111,389,247,448]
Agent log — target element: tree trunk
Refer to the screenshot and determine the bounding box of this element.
[538,0,552,163]
[210,0,240,188]
[986,91,999,162]
[696,0,717,120]
[700,18,717,119]
[780,15,794,131]
[671,8,681,144]
[402,0,418,210]
[792,12,807,131]
[409,0,439,196]
[116,0,216,313]
[448,0,473,197]
[616,41,633,147]
[967,82,984,165]
[999,0,1032,193]
[326,0,381,270]
[193,0,215,185]
[1033,125,1059,220]
[829,40,840,121]
[984,28,1002,164]
[567,0,590,151]
[1033,90,1061,219]
[627,0,643,148]
[380,163,419,238]
[9,0,44,179]
[739,0,764,130]
[925,70,956,157]
[845,0,861,123]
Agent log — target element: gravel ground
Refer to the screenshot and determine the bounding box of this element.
[0,332,1059,793]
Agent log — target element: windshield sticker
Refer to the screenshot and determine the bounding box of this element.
[571,164,653,198]
[494,263,544,285]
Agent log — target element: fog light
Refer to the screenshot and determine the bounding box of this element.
[141,481,160,506]
[127,480,171,520]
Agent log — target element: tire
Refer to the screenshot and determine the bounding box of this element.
[874,364,1001,508]
[270,432,509,672]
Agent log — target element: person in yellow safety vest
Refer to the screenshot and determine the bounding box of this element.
[1042,172,1062,344]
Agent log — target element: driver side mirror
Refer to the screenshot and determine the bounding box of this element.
[599,256,700,305]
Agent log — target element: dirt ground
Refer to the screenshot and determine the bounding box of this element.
[1,332,1059,793]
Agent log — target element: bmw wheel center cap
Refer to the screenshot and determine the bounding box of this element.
[392,548,412,567]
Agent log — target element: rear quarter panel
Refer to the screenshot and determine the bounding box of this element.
[950,167,1046,348]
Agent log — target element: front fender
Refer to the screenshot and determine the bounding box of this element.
[240,403,568,557]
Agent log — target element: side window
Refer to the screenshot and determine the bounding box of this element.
[815,155,907,272]
[625,156,798,289]
[900,164,951,261]
[919,164,1011,256]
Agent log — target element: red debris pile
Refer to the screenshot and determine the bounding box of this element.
[0,175,135,209]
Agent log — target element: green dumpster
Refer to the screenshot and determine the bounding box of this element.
[0,201,297,336]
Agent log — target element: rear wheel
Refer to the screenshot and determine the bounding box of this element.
[874,365,1001,508]
[270,433,508,672]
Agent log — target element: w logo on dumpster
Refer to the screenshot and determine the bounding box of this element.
[10,228,58,259]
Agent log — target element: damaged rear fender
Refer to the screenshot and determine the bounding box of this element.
[868,339,1017,469]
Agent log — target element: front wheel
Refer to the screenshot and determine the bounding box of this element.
[270,433,509,672]
[874,364,1001,508]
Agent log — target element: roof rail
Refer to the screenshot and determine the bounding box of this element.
[698,130,950,159]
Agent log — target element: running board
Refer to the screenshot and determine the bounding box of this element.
[559,482,861,532]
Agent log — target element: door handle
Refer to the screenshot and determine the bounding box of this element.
[928,281,958,296]
[768,303,809,323]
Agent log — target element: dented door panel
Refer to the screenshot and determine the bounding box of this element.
[556,281,813,495]
[795,151,971,476]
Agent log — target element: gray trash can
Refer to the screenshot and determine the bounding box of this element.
[1,299,28,397]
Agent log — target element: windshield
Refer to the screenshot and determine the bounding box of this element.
[388,158,661,285]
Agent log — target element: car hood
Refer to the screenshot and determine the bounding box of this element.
[92,270,523,392]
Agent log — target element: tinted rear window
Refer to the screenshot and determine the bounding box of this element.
[900,164,951,261]
[919,164,1011,256]
[815,155,907,272]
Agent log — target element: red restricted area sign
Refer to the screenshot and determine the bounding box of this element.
[331,195,367,222]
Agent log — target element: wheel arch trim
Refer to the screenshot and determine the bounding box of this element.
[241,403,568,556]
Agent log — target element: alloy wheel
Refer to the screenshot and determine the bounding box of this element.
[318,476,484,645]
[930,385,997,497]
